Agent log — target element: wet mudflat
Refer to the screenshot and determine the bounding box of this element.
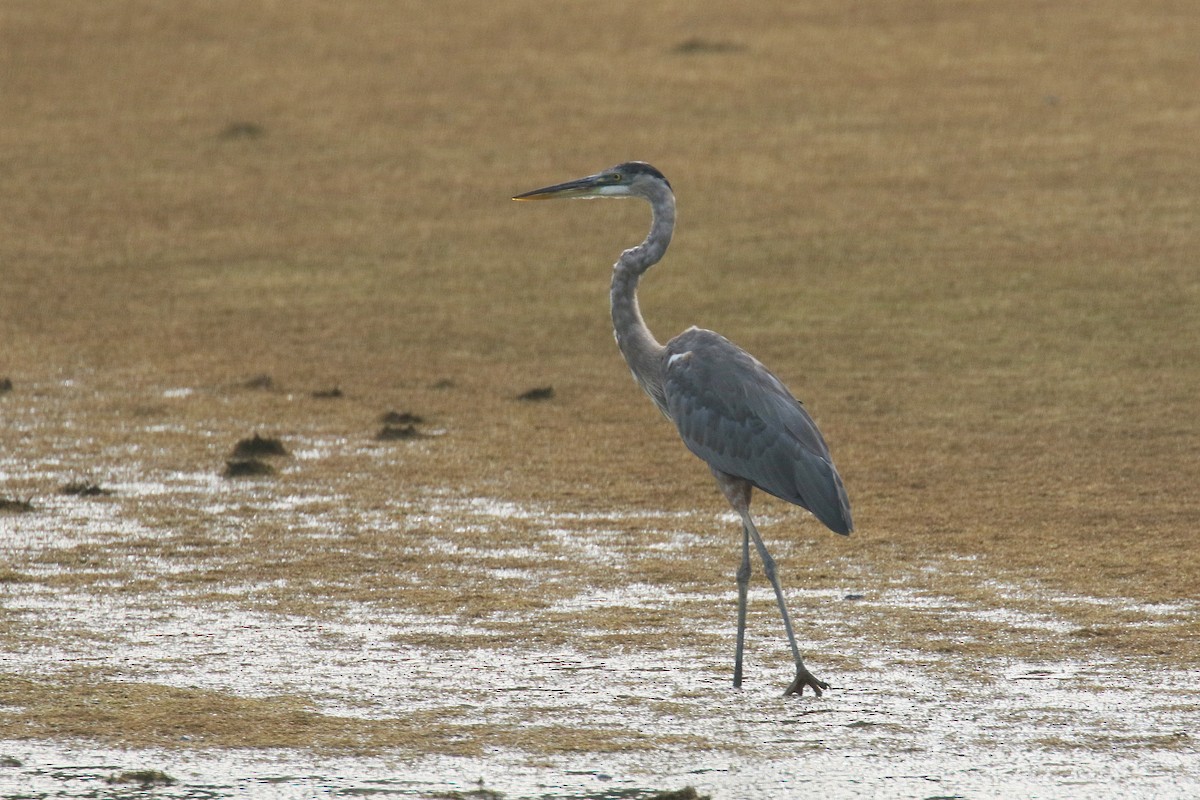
[3,1,1199,797]
[2,382,1197,798]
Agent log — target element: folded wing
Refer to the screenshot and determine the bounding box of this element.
[663,328,853,535]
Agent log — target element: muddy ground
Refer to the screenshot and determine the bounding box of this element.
[1,1,1198,798]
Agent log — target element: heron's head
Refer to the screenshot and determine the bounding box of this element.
[513,161,671,202]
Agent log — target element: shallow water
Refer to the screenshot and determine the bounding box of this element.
[2,679,1198,800]
[2,420,1198,799]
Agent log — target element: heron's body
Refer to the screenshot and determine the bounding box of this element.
[515,161,852,696]
[664,328,852,534]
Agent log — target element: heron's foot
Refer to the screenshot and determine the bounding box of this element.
[784,667,829,698]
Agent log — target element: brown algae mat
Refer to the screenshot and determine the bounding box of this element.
[1,1,1197,797]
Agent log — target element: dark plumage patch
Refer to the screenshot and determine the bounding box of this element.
[613,161,671,190]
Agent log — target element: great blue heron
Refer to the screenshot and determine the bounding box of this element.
[514,161,853,697]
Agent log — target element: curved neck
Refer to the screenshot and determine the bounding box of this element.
[610,183,675,413]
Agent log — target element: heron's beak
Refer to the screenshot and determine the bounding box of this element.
[512,173,606,201]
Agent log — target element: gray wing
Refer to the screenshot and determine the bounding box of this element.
[663,328,853,535]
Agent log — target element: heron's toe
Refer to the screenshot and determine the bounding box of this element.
[784,670,829,697]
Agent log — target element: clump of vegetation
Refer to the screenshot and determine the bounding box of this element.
[0,497,34,513]
[376,423,425,440]
[223,458,276,478]
[516,386,554,401]
[312,386,343,398]
[430,781,503,800]
[646,788,709,800]
[377,410,431,440]
[380,410,424,425]
[240,374,275,390]
[231,433,289,458]
[61,482,114,497]
[218,121,264,140]
[105,769,176,786]
[672,37,743,54]
[224,433,288,478]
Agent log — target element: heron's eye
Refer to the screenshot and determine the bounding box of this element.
[607,173,623,182]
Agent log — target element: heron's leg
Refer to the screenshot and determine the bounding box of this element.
[743,512,829,698]
[712,469,756,689]
[733,522,751,688]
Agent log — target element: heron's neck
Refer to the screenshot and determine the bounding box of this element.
[611,185,675,413]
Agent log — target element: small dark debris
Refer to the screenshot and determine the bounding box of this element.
[0,755,22,767]
[430,378,456,390]
[241,374,275,390]
[376,424,425,441]
[61,482,114,497]
[105,769,176,787]
[843,593,865,601]
[672,37,744,54]
[232,433,289,458]
[0,497,35,514]
[312,386,343,399]
[218,122,264,140]
[223,458,276,478]
[517,386,554,402]
[380,410,424,425]
[0,377,12,393]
